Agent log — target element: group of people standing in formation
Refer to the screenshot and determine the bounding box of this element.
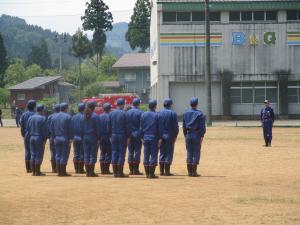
[20,97,206,178]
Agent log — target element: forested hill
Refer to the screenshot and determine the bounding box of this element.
[0,15,131,67]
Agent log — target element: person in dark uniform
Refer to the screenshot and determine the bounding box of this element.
[97,103,112,175]
[0,108,3,127]
[126,98,143,175]
[71,103,85,174]
[141,100,161,179]
[47,104,60,173]
[260,100,275,147]
[15,107,23,127]
[82,101,99,177]
[27,104,48,176]
[20,100,36,173]
[51,103,72,176]
[183,97,206,177]
[158,98,179,176]
[109,98,130,178]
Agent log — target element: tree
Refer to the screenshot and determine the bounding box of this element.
[4,59,27,87]
[27,38,52,69]
[126,0,151,52]
[0,33,8,88]
[81,0,113,72]
[0,88,9,107]
[24,64,43,78]
[70,29,92,100]
[99,54,117,75]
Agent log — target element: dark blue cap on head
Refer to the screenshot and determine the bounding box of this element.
[36,104,44,112]
[87,101,96,111]
[149,99,157,109]
[53,104,60,113]
[164,98,173,108]
[117,98,125,106]
[133,98,141,106]
[27,100,36,109]
[103,103,111,111]
[190,97,198,107]
[60,103,69,111]
[78,103,85,112]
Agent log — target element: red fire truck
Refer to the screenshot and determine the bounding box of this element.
[82,93,139,115]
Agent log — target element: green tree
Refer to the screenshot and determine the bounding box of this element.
[38,97,57,110]
[70,29,92,100]
[81,0,113,72]
[0,88,9,107]
[24,64,43,78]
[4,59,27,87]
[0,33,8,88]
[27,38,52,69]
[126,0,151,52]
[99,54,117,76]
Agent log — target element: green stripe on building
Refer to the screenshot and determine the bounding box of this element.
[159,1,300,11]
[160,33,222,36]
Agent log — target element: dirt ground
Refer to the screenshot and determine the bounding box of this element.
[0,127,299,225]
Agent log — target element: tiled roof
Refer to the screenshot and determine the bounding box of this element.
[8,76,62,90]
[112,53,150,69]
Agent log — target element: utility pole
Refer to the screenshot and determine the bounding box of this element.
[205,0,212,126]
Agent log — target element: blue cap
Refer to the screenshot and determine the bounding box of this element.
[78,103,85,112]
[27,100,36,110]
[190,97,198,106]
[36,104,45,112]
[149,99,157,109]
[164,98,173,108]
[53,104,60,113]
[60,103,69,111]
[103,103,111,111]
[87,101,96,111]
[117,98,125,106]
[133,98,141,106]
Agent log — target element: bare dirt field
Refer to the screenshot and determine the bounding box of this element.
[0,127,299,225]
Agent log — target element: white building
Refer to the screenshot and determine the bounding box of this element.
[150,0,300,118]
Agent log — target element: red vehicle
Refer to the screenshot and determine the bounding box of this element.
[82,93,140,115]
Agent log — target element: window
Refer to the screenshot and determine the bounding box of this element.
[266,11,277,21]
[255,88,265,103]
[288,81,300,103]
[210,12,221,21]
[229,11,240,21]
[287,10,299,21]
[192,12,205,21]
[230,11,277,22]
[163,12,176,22]
[124,73,136,82]
[241,11,252,21]
[242,89,253,103]
[254,11,264,21]
[177,12,191,22]
[230,89,241,104]
[17,93,26,101]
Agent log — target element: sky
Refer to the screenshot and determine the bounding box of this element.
[0,0,136,34]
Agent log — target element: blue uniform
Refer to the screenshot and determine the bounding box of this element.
[98,112,112,164]
[158,108,179,165]
[183,109,206,166]
[109,109,129,166]
[20,110,36,161]
[141,110,160,166]
[71,112,84,163]
[27,114,48,165]
[47,112,58,162]
[127,107,143,164]
[260,106,275,145]
[51,112,72,165]
[82,112,99,165]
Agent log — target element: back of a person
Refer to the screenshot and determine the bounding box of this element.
[71,112,84,139]
[20,110,35,137]
[183,109,205,136]
[83,112,98,137]
[127,108,143,133]
[28,114,46,137]
[53,112,71,138]
[159,108,177,137]
[141,111,158,137]
[99,113,110,137]
[110,109,127,134]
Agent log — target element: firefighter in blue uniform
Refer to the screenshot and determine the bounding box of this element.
[71,103,85,174]
[260,100,275,147]
[51,103,72,176]
[141,100,161,179]
[47,104,60,173]
[109,98,130,178]
[183,97,206,177]
[97,103,112,175]
[127,98,143,175]
[158,98,179,176]
[20,100,36,173]
[82,101,99,177]
[27,104,48,176]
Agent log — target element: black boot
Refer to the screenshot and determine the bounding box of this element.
[144,165,149,178]
[159,163,165,176]
[187,164,192,177]
[60,164,71,177]
[85,164,90,177]
[265,138,269,147]
[129,163,134,175]
[56,163,61,176]
[51,160,57,173]
[90,164,98,177]
[112,165,118,177]
[105,163,113,175]
[148,166,158,179]
[78,162,85,174]
[165,164,174,176]
[118,165,128,178]
[74,161,79,174]
[25,160,32,173]
[133,163,143,175]
[191,165,200,177]
[31,162,36,176]
[100,162,105,174]
[35,164,45,176]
